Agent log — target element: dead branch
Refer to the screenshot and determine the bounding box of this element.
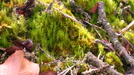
[85,52,123,75]
[97,1,134,66]
[95,39,116,51]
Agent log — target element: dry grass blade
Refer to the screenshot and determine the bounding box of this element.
[120,20,134,34]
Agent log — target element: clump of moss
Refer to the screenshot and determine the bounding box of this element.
[105,52,124,73]
[124,31,134,44]
[0,0,134,74]
[0,0,95,72]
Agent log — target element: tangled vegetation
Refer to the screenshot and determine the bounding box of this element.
[0,0,134,74]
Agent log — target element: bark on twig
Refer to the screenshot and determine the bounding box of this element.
[69,0,91,22]
[121,5,134,19]
[85,52,122,75]
[95,39,116,51]
[97,1,134,66]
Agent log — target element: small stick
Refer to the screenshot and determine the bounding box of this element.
[95,39,116,52]
[0,47,6,51]
[84,21,106,32]
[44,0,55,14]
[85,52,123,75]
[39,47,55,60]
[94,27,103,39]
[120,20,134,34]
[35,44,55,60]
[57,65,75,75]
[97,1,134,66]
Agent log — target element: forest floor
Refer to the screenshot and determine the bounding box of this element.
[0,0,134,75]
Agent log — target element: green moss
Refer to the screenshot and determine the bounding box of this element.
[105,52,124,73]
[0,0,134,73]
[124,31,134,44]
[20,4,94,71]
[98,43,105,56]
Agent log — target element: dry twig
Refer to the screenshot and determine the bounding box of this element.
[119,20,134,34]
[84,52,123,75]
[84,21,106,32]
[35,44,55,60]
[57,65,75,75]
[97,1,134,66]
[82,68,100,75]
[95,39,116,52]
[44,0,55,14]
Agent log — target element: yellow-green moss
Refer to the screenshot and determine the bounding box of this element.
[124,31,134,44]
[0,1,95,71]
[0,0,134,74]
[105,52,124,73]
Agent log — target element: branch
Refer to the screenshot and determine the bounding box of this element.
[95,39,116,51]
[97,1,134,66]
[85,52,123,75]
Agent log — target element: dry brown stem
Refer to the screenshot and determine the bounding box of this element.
[97,1,134,66]
[84,52,123,75]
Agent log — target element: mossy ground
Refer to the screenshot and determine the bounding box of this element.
[0,0,134,74]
